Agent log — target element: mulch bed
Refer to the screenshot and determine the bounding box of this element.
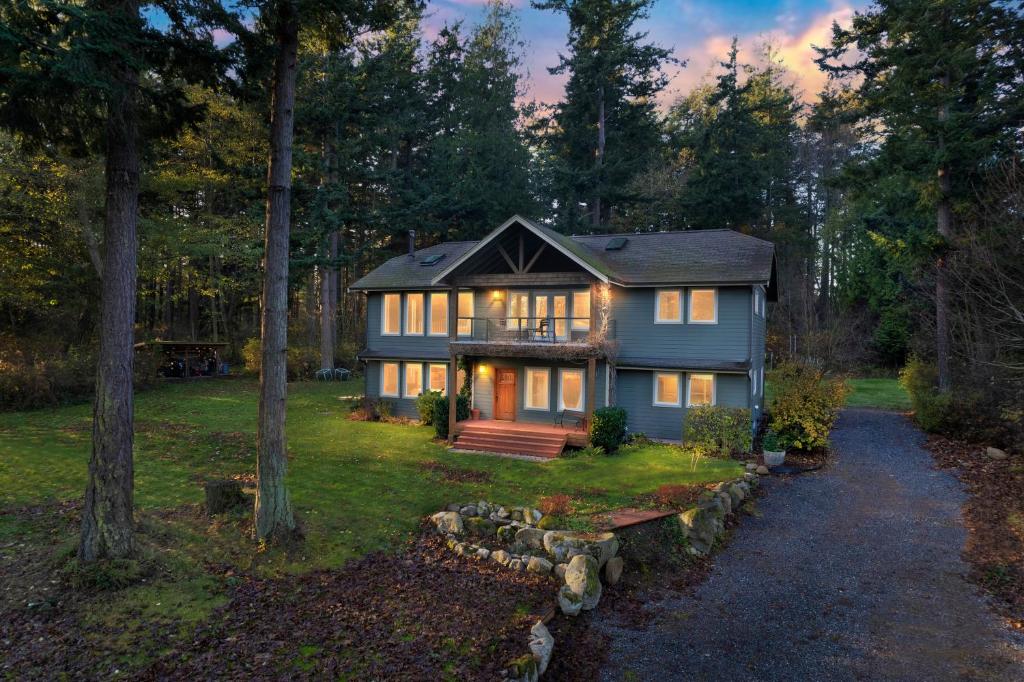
[926,435,1024,631]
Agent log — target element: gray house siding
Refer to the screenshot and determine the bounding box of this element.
[751,285,767,427]
[616,370,750,441]
[611,286,751,364]
[471,357,607,424]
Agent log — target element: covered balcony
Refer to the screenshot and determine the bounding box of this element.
[451,315,615,360]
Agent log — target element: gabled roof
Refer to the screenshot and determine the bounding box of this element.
[429,215,612,284]
[349,218,777,293]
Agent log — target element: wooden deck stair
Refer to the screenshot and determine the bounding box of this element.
[453,422,569,459]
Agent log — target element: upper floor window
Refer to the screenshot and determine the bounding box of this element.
[405,293,424,335]
[655,289,682,323]
[382,294,401,336]
[381,362,399,397]
[688,289,717,324]
[457,291,474,336]
[559,368,584,411]
[429,292,448,336]
[508,292,529,331]
[687,373,715,407]
[404,362,423,397]
[572,290,590,330]
[653,371,682,407]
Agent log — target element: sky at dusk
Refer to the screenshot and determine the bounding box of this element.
[426,0,866,106]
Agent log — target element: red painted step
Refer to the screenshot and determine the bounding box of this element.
[454,433,566,458]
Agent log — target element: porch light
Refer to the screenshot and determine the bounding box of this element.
[478,363,490,376]
[491,290,504,302]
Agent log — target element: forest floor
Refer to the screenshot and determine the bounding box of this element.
[0,378,739,679]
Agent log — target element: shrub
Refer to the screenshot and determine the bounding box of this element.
[242,338,261,374]
[538,494,573,517]
[572,444,607,458]
[241,338,321,381]
[589,406,627,452]
[628,431,655,446]
[899,356,954,432]
[761,430,787,452]
[768,362,848,451]
[375,399,393,421]
[683,406,752,456]
[416,390,444,426]
[433,393,470,440]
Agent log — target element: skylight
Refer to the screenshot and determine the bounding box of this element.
[419,254,445,266]
[605,237,628,251]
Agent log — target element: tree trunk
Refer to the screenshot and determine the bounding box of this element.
[255,0,299,543]
[592,85,606,230]
[935,71,953,393]
[319,232,338,369]
[79,52,140,563]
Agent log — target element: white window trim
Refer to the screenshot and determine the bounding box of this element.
[652,371,682,407]
[457,290,474,337]
[686,373,716,407]
[380,362,400,398]
[404,293,425,336]
[571,290,591,331]
[381,293,401,336]
[507,291,530,331]
[654,288,683,324]
[753,287,765,318]
[558,368,585,412]
[524,366,551,411]
[428,363,448,395]
[403,361,423,398]
[688,288,718,325]
[428,292,449,337]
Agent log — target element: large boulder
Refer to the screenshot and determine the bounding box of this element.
[557,584,583,616]
[603,556,624,586]
[564,554,602,610]
[727,483,746,507]
[529,621,554,675]
[678,506,724,556]
[515,527,547,550]
[431,511,464,536]
[464,516,496,539]
[543,531,619,567]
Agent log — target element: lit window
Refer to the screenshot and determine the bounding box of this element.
[404,362,423,397]
[381,362,399,397]
[559,369,584,411]
[653,372,681,407]
[429,292,448,336]
[457,291,474,336]
[655,289,682,323]
[687,374,715,407]
[688,289,717,324]
[508,292,529,331]
[525,367,550,410]
[572,291,590,330]
[382,294,401,335]
[405,293,424,335]
[428,363,447,395]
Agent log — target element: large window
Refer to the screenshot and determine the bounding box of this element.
[429,292,448,336]
[688,289,717,324]
[404,362,423,397]
[428,363,447,395]
[753,288,764,317]
[653,371,681,407]
[687,373,715,407]
[381,362,399,397]
[405,293,424,335]
[572,290,590,331]
[655,289,682,323]
[508,292,529,331]
[382,294,401,335]
[457,291,474,336]
[525,367,550,411]
[559,368,584,412]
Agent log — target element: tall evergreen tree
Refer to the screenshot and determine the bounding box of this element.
[533,0,672,231]
[816,0,1024,391]
[0,0,237,561]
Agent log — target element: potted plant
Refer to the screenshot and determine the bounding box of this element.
[761,430,787,467]
[470,407,481,420]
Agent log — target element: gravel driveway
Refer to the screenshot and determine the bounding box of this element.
[598,409,1024,681]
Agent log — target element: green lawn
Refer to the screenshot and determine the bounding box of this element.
[844,377,911,410]
[0,378,739,570]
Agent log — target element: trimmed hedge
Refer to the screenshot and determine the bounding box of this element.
[433,393,470,440]
[589,407,628,452]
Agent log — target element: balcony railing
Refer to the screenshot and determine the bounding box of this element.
[455,317,614,344]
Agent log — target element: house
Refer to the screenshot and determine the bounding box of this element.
[350,215,776,457]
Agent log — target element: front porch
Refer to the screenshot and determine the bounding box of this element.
[451,419,589,459]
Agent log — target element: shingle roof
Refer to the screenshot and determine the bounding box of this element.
[350,221,776,291]
[570,230,774,286]
[349,241,477,291]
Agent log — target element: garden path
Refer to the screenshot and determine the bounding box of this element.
[598,409,1024,681]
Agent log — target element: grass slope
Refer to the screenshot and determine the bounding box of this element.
[844,378,911,410]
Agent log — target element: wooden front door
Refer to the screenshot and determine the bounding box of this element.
[494,368,517,421]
